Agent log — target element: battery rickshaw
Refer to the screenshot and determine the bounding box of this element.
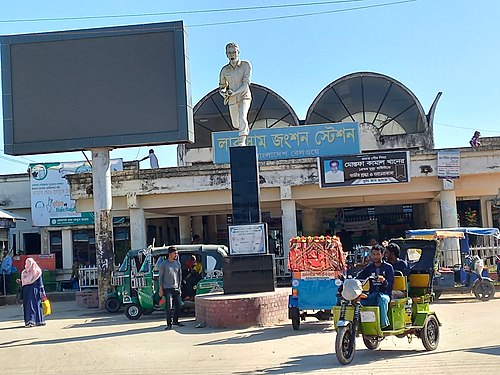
[123,244,227,320]
[406,227,499,301]
[333,238,441,365]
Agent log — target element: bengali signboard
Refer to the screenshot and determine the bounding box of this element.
[437,150,460,179]
[212,123,360,164]
[228,223,267,255]
[318,151,410,188]
[29,160,123,227]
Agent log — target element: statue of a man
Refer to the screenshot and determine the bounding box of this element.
[219,42,252,146]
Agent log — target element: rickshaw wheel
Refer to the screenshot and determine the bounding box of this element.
[335,326,356,365]
[125,303,143,320]
[473,281,495,301]
[421,315,439,351]
[362,335,380,350]
[105,297,121,313]
[290,307,300,330]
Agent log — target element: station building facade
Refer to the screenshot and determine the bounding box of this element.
[1,72,499,279]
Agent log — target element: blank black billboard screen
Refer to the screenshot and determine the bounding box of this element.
[1,21,194,155]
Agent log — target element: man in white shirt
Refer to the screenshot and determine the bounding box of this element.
[139,149,159,169]
[219,42,252,146]
[324,160,345,183]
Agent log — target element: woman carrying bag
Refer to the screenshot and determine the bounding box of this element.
[17,258,47,327]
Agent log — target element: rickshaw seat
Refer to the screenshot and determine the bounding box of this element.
[409,273,430,288]
[391,275,407,300]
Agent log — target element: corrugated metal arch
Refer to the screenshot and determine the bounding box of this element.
[305,72,428,135]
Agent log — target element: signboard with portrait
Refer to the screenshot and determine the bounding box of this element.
[29,160,123,227]
[212,122,360,164]
[228,223,268,255]
[318,151,410,188]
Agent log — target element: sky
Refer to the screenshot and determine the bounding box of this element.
[1,0,499,175]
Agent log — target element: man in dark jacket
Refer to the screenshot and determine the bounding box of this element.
[356,245,394,328]
[384,243,410,277]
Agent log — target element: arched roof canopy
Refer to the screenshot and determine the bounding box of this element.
[190,83,300,149]
[305,72,428,136]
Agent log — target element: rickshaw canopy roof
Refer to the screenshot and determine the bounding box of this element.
[150,244,228,256]
[406,227,500,240]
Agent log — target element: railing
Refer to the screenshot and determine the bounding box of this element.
[274,256,291,278]
[78,266,98,289]
[470,246,500,267]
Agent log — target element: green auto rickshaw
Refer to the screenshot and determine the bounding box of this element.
[106,247,151,313]
[123,244,227,320]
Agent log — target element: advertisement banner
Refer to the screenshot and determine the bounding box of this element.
[437,150,460,179]
[212,122,360,164]
[318,151,410,188]
[29,160,123,227]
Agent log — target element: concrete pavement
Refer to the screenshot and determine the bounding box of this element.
[0,294,499,374]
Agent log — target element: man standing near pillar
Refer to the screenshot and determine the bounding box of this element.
[219,42,252,146]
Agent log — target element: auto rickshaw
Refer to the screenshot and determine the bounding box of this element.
[123,244,227,320]
[106,247,150,313]
[406,227,499,300]
[333,238,441,365]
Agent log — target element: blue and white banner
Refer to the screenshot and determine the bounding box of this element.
[212,122,360,164]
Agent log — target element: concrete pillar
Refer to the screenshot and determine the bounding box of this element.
[302,208,321,236]
[482,197,493,228]
[439,181,461,265]
[206,215,218,244]
[62,229,73,269]
[129,208,147,249]
[178,215,192,244]
[192,216,203,242]
[440,191,458,228]
[427,201,441,228]
[281,186,297,270]
[91,147,114,308]
[127,192,147,249]
[39,228,49,254]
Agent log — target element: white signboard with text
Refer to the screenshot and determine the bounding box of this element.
[228,223,267,255]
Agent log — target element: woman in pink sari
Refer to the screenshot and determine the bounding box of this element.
[20,258,46,327]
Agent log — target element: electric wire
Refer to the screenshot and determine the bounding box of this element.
[0,0,402,24]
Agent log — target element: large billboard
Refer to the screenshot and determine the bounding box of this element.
[29,160,123,227]
[212,123,360,164]
[1,21,193,155]
[318,151,410,188]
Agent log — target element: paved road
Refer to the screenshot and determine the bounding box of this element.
[0,293,499,374]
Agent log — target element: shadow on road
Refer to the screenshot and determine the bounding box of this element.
[235,344,500,374]
[432,295,497,305]
[196,322,333,346]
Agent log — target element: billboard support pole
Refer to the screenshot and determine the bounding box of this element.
[91,148,115,309]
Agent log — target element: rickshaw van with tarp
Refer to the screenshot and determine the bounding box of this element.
[288,235,347,330]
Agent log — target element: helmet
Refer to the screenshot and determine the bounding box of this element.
[341,278,363,301]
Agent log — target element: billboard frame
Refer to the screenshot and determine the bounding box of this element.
[1,21,193,155]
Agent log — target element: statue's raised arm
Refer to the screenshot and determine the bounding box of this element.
[219,42,252,146]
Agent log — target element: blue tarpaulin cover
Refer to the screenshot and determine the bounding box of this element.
[406,227,500,239]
